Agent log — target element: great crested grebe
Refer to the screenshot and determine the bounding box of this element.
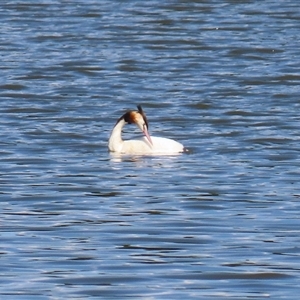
[108,105,185,155]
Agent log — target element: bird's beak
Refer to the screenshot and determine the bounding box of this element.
[143,126,153,146]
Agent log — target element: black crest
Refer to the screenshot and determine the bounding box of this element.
[123,111,133,124]
[137,105,149,129]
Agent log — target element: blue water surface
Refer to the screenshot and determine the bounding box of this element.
[1,0,300,299]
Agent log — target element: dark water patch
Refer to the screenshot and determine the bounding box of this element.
[0,83,27,90]
[166,271,292,281]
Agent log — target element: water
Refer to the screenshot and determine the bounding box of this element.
[1,0,300,299]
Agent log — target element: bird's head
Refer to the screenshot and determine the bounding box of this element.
[123,105,153,146]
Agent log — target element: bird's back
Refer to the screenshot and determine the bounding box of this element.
[150,136,184,153]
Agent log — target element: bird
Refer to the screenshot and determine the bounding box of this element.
[108,105,185,155]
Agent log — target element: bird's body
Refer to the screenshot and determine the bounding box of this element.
[108,106,185,155]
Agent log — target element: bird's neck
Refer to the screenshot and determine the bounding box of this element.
[108,118,126,152]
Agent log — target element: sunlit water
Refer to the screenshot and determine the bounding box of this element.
[1,1,300,299]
